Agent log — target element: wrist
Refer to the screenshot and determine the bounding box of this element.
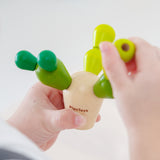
[128,128,160,160]
[7,117,24,134]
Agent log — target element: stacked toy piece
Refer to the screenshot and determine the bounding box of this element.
[83,24,135,98]
[15,50,72,90]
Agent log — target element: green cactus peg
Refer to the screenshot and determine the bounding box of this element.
[36,58,72,90]
[15,50,37,71]
[37,50,57,72]
[15,50,72,90]
[93,74,113,98]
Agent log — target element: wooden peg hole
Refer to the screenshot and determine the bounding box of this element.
[122,43,130,52]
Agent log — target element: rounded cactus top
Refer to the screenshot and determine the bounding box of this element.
[15,50,37,71]
[93,24,116,48]
[37,50,57,72]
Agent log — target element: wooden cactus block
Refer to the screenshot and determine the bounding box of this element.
[63,71,103,130]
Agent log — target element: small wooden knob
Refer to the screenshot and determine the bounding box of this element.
[93,24,116,48]
[15,50,37,71]
[114,39,135,63]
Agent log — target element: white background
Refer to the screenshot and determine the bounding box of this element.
[0,0,159,159]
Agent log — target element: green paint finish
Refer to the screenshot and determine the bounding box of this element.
[15,50,37,71]
[93,24,116,48]
[84,48,102,75]
[37,50,57,72]
[35,59,72,90]
[93,74,113,98]
[83,24,116,75]
[114,39,135,62]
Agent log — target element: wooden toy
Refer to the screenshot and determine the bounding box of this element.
[15,24,135,130]
[63,71,103,130]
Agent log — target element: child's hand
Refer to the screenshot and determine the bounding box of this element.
[100,38,160,160]
[8,82,101,151]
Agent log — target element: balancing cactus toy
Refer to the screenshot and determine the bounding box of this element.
[15,24,135,130]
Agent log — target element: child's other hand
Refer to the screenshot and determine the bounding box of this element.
[100,38,160,131]
[100,38,160,159]
[8,82,101,151]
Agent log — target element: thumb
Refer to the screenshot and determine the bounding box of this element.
[46,109,86,132]
[100,42,130,91]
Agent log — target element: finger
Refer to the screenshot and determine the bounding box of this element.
[29,82,57,96]
[47,89,64,110]
[125,56,137,73]
[46,109,86,132]
[153,46,160,61]
[129,37,157,71]
[96,114,101,122]
[40,136,58,151]
[100,42,130,90]
[29,82,64,110]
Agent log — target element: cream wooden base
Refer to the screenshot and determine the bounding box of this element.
[63,71,104,130]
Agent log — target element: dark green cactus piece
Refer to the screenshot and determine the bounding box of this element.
[37,50,57,72]
[15,50,37,71]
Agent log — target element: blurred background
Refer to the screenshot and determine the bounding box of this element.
[0,0,159,159]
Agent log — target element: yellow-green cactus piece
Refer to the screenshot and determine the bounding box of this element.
[83,48,102,75]
[84,24,116,75]
[114,39,135,62]
[93,24,116,48]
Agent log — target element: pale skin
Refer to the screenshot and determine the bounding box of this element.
[7,37,160,159]
[7,82,100,151]
[100,38,160,160]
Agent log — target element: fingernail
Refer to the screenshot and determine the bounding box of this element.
[75,115,86,127]
[100,42,108,53]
